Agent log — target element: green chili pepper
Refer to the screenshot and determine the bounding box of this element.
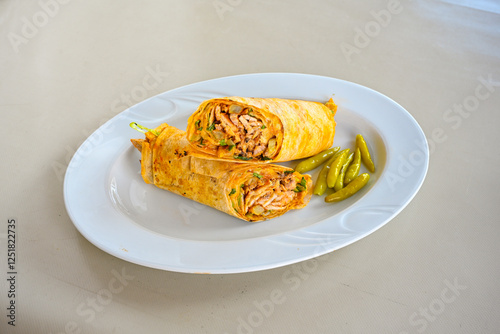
[334,151,354,192]
[313,155,337,196]
[295,147,341,174]
[344,148,361,185]
[325,173,370,203]
[326,149,350,188]
[356,134,375,173]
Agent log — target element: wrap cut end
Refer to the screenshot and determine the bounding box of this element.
[186,97,336,163]
[131,123,313,222]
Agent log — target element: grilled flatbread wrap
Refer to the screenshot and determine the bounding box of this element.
[186,97,337,162]
[131,124,313,222]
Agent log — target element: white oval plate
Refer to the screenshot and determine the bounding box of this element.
[64,73,428,274]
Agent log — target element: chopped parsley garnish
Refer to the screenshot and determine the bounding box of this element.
[129,122,161,136]
[229,188,236,196]
[293,177,307,192]
[220,139,227,146]
[228,144,235,151]
[261,125,267,129]
[260,156,271,161]
[234,155,252,161]
[253,172,263,179]
[284,170,295,175]
[300,177,307,187]
[207,123,215,131]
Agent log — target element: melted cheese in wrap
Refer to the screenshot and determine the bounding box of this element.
[186,97,337,162]
[131,124,313,222]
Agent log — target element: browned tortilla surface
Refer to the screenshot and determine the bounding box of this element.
[132,124,313,222]
[186,97,337,163]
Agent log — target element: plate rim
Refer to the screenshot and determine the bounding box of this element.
[64,72,429,274]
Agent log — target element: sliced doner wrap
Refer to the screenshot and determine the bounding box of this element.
[131,123,313,222]
[186,97,337,162]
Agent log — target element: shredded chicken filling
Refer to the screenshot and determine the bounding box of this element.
[193,103,277,160]
[236,171,306,217]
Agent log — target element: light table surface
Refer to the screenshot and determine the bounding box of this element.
[1,1,499,333]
